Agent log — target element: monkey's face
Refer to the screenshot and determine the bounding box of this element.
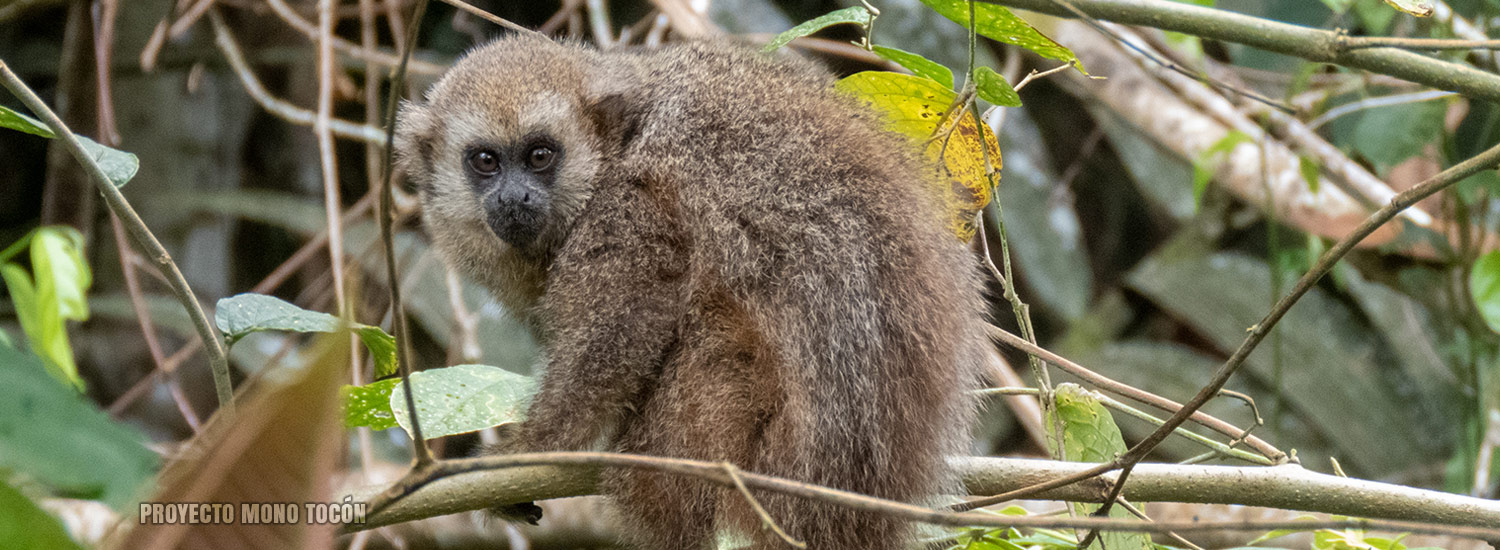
[395,38,617,265]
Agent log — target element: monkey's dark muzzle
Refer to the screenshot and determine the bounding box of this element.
[484,184,546,249]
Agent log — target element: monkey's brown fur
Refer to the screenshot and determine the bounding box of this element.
[396,36,989,550]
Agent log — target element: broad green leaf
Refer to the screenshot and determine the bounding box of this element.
[1470,251,1500,334]
[0,343,158,509]
[837,71,1000,241]
[761,6,870,53]
[0,106,137,188]
[215,293,398,376]
[1340,97,1446,173]
[871,45,955,89]
[1048,383,1127,463]
[0,104,55,138]
[1192,130,1251,209]
[341,378,400,430]
[0,479,85,550]
[1047,384,1151,550]
[918,0,1081,69]
[390,364,537,439]
[974,66,1021,107]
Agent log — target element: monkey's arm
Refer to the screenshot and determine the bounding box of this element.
[513,183,685,452]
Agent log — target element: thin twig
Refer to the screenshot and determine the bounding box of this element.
[261,0,445,75]
[208,10,387,145]
[0,59,236,413]
[723,462,806,548]
[381,0,432,465]
[987,326,1285,461]
[436,0,546,38]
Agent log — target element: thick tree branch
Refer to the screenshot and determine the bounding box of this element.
[341,454,1500,535]
[981,0,1500,103]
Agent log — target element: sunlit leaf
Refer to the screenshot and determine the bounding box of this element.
[761,6,870,52]
[918,0,1081,70]
[215,293,398,377]
[871,45,955,89]
[0,227,90,390]
[0,104,55,138]
[341,378,400,430]
[837,71,1001,241]
[390,364,537,439]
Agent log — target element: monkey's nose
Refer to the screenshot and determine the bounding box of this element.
[498,184,535,208]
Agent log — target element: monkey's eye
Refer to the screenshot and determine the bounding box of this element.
[527,146,556,171]
[467,150,501,176]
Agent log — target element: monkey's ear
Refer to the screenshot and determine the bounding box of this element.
[585,93,644,154]
[393,100,438,189]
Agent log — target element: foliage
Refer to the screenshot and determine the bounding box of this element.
[0,479,85,550]
[0,226,92,390]
[216,293,398,378]
[837,71,1001,240]
[0,339,158,510]
[0,105,138,188]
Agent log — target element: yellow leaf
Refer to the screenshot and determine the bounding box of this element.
[836,71,1001,241]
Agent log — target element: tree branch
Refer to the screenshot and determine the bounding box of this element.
[980,0,1500,103]
[340,453,1500,536]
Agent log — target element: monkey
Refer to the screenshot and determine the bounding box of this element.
[395,35,990,550]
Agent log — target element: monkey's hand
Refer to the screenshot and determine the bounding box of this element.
[479,425,544,525]
[489,502,543,525]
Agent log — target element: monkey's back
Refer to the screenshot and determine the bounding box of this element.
[598,43,988,549]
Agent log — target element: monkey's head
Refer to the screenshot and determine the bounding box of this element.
[396,37,637,270]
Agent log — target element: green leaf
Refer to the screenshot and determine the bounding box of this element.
[974,66,1021,107]
[355,326,399,378]
[1470,251,1500,334]
[1192,130,1251,210]
[1341,96,1447,173]
[0,479,85,550]
[1047,384,1151,550]
[1049,383,1128,462]
[871,45,955,89]
[1299,155,1322,194]
[761,6,870,53]
[0,106,137,188]
[1,237,85,391]
[389,364,537,439]
[0,105,55,138]
[31,228,91,322]
[216,293,342,343]
[341,378,400,430]
[79,138,140,189]
[918,0,1081,69]
[215,293,398,376]
[0,344,159,509]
